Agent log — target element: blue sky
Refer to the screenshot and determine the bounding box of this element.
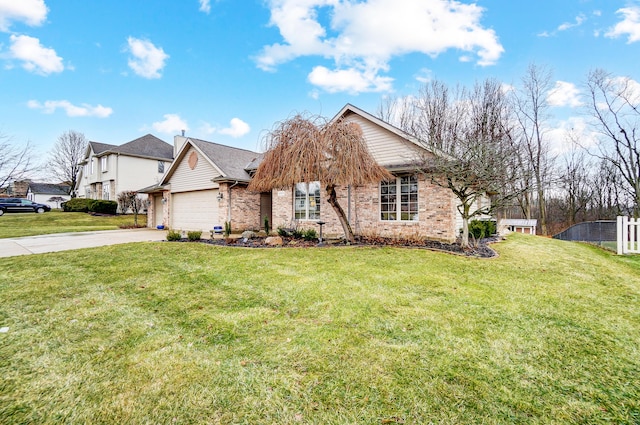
[1,0,639,166]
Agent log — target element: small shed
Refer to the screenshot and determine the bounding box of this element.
[26,183,71,208]
[498,218,537,235]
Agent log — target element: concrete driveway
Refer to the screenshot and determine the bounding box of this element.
[0,228,167,258]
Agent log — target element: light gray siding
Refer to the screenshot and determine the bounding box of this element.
[169,147,221,193]
[343,114,426,167]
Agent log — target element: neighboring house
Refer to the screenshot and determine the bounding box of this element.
[74,134,173,204]
[26,183,71,207]
[4,180,31,198]
[498,218,538,235]
[147,104,490,243]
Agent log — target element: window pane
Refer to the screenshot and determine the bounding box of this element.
[381,176,418,221]
[294,182,320,220]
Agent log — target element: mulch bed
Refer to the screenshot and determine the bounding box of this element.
[170,235,501,258]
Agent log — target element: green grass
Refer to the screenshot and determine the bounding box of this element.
[1,235,639,424]
[0,210,147,238]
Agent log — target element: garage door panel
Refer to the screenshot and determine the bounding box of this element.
[172,190,219,232]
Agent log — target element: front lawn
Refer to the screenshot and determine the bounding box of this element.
[0,235,639,424]
[0,210,146,238]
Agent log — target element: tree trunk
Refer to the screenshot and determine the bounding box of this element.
[460,202,471,248]
[325,185,355,244]
[537,187,547,235]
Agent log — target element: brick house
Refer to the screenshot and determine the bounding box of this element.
[146,104,473,243]
[143,136,265,233]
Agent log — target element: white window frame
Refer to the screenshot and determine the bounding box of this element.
[101,156,108,172]
[102,182,110,200]
[380,175,419,221]
[294,181,321,220]
[90,159,95,174]
[158,160,165,173]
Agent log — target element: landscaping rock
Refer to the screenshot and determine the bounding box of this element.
[265,236,283,246]
[241,230,256,239]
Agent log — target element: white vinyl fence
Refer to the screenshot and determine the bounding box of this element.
[617,216,640,255]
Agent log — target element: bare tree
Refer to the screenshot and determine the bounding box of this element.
[558,142,592,226]
[511,63,556,235]
[247,114,392,243]
[0,133,35,191]
[584,69,640,217]
[48,130,87,196]
[378,79,525,247]
[117,191,145,226]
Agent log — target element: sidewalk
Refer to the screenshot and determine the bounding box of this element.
[0,228,167,258]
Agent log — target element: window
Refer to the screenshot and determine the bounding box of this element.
[380,175,418,221]
[294,181,320,220]
[90,159,95,174]
[83,164,88,178]
[101,156,108,172]
[158,161,165,173]
[102,182,110,200]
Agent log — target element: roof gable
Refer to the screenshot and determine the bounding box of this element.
[162,137,261,184]
[331,104,452,168]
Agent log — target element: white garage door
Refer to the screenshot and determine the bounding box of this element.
[171,190,220,232]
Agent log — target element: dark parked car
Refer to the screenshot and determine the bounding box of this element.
[0,198,52,216]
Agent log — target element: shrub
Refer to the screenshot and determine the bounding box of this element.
[224,221,231,238]
[187,230,202,241]
[469,220,496,240]
[166,229,182,241]
[62,198,94,212]
[277,226,290,237]
[90,200,118,215]
[263,215,271,236]
[302,228,317,241]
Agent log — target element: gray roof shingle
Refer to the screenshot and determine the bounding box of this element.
[110,134,174,160]
[89,141,117,155]
[28,183,71,195]
[188,138,262,182]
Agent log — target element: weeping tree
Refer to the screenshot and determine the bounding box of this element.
[248,114,392,243]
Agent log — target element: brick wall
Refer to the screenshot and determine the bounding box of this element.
[218,183,261,232]
[269,175,458,242]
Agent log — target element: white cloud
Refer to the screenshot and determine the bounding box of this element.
[557,14,586,31]
[198,118,251,138]
[9,34,64,75]
[547,81,582,108]
[547,117,598,155]
[308,66,393,93]
[152,114,189,134]
[199,122,216,135]
[126,37,169,79]
[0,0,48,31]
[606,6,640,43]
[256,0,503,94]
[199,0,211,14]
[27,100,113,117]
[415,68,433,84]
[219,118,251,138]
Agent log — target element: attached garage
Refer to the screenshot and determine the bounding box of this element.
[171,189,220,232]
